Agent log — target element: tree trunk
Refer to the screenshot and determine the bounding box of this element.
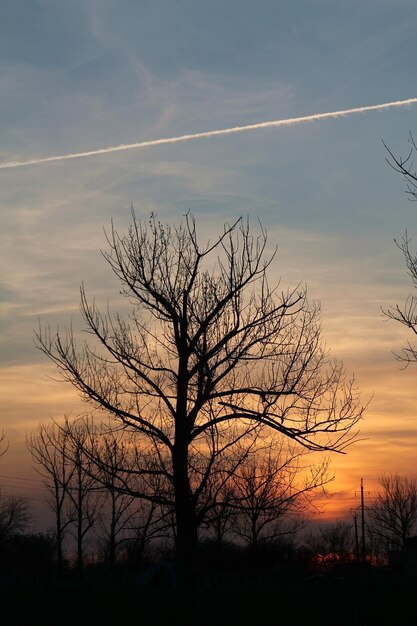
[173,437,198,590]
[56,509,63,570]
[109,489,116,568]
[76,464,84,574]
[173,335,198,589]
[53,484,64,571]
[109,521,116,569]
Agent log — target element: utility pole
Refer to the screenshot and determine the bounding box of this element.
[361,478,366,563]
[353,513,360,562]
[352,479,372,565]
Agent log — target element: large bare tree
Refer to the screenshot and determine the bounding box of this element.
[36,213,364,586]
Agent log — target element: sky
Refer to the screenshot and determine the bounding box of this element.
[1,0,417,524]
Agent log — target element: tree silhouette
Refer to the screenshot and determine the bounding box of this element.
[369,474,417,551]
[230,443,329,549]
[0,494,30,547]
[0,430,8,458]
[80,419,164,568]
[0,439,30,549]
[304,520,354,571]
[62,417,103,572]
[36,213,364,587]
[27,421,76,570]
[384,133,417,202]
[384,135,417,361]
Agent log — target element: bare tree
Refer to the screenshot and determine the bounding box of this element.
[76,416,176,565]
[384,135,417,361]
[92,429,137,567]
[201,486,238,550]
[305,520,354,570]
[85,422,166,568]
[62,417,103,572]
[0,439,30,547]
[27,421,76,570]
[383,231,417,363]
[0,494,30,547]
[36,213,364,586]
[0,430,8,458]
[229,444,330,549]
[368,474,417,551]
[123,499,168,567]
[384,133,417,202]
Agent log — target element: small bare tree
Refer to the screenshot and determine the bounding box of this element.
[92,430,137,567]
[36,213,365,587]
[201,487,238,550]
[229,444,330,549]
[369,474,417,551]
[62,417,103,572]
[69,416,173,567]
[86,422,166,568]
[27,422,76,570]
[0,495,30,547]
[0,438,30,547]
[304,520,354,571]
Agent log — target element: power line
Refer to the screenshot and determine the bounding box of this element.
[0,473,44,485]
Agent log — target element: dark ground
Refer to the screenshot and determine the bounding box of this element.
[1,571,417,626]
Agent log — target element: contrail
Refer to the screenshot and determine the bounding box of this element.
[1,98,417,170]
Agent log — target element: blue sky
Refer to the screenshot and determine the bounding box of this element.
[1,0,417,517]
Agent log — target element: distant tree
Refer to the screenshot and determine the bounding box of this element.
[65,416,170,567]
[90,427,137,567]
[201,486,238,550]
[369,474,417,551]
[192,422,262,547]
[230,444,329,549]
[86,421,166,568]
[304,520,353,570]
[318,520,353,556]
[0,493,30,547]
[36,213,365,587]
[0,437,30,549]
[62,417,103,572]
[27,421,76,570]
[122,499,167,567]
[8,532,57,576]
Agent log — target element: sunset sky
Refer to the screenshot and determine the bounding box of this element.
[2,0,417,523]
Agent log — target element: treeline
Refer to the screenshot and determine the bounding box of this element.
[22,415,326,575]
[1,425,417,587]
